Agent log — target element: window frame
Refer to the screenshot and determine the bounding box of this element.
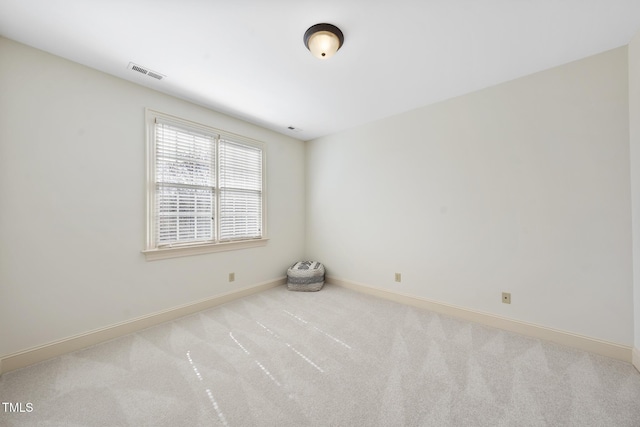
[143,109,268,261]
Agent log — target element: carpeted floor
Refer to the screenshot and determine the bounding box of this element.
[2,284,640,426]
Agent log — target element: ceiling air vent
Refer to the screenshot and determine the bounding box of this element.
[127,62,165,80]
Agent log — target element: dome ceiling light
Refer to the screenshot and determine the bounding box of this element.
[303,23,344,60]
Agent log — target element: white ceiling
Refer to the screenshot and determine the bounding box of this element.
[1,0,640,141]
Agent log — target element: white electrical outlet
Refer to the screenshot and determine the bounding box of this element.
[229,272,235,282]
[502,292,511,304]
[395,273,402,283]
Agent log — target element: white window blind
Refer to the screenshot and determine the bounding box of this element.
[155,121,216,246]
[148,112,264,251]
[219,139,263,241]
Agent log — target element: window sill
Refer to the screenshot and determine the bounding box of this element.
[142,238,269,261]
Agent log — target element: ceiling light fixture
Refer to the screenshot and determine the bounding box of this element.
[303,23,344,60]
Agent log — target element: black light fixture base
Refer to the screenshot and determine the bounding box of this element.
[303,23,344,52]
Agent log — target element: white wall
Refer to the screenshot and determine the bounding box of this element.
[630,31,640,353]
[306,47,633,345]
[1,35,636,360]
[0,37,306,357]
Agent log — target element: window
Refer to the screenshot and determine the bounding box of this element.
[143,109,267,260]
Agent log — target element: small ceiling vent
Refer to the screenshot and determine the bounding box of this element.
[127,62,165,80]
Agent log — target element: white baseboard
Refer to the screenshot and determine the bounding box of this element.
[327,276,632,363]
[0,277,286,375]
[633,347,640,373]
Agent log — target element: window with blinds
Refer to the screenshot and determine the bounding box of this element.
[146,110,264,252]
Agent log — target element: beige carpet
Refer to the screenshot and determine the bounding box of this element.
[1,284,639,426]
